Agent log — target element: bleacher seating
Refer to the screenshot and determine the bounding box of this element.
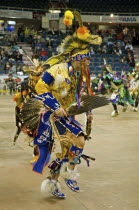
[0,0,48,10]
[89,53,133,74]
[69,0,139,13]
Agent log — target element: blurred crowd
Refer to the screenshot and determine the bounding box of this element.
[0,24,138,76]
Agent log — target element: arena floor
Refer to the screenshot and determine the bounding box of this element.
[0,95,139,210]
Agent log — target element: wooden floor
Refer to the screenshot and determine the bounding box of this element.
[0,95,139,210]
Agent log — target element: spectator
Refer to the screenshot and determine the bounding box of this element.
[17,66,24,75]
[90,47,95,55]
[125,48,134,57]
[120,56,127,63]
[18,46,24,60]
[126,55,135,67]
[116,24,123,34]
[51,52,56,56]
[5,75,15,95]
[8,51,16,62]
[46,39,53,48]
[39,48,48,61]
[11,42,19,51]
[125,42,133,51]
[17,26,25,42]
[102,46,107,54]
[4,62,11,74]
[97,47,103,54]
[16,52,23,62]
[9,63,16,75]
[114,47,122,55]
[48,46,53,57]
[0,49,8,62]
[35,40,42,53]
[4,47,10,57]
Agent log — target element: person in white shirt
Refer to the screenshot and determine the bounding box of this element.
[18,46,23,55]
[125,42,133,51]
[18,46,24,61]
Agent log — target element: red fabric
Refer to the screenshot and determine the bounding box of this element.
[39,50,48,56]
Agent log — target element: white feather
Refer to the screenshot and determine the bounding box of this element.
[60,88,68,98]
[41,179,61,194]
[54,74,64,87]
[60,162,80,180]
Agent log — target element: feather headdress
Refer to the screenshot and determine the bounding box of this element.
[42,10,102,67]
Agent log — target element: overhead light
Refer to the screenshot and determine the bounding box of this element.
[49,10,61,13]
[110,14,114,17]
[8,21,16,25]
[109,22,112,23]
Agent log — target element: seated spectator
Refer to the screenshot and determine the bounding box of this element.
[120,56,127,63]
[0,49,8,63]
[102,46,107,54]
[39,48,48,57]
[125,48,134,57]
[35,40,42,53]
[46,39,53,48]
[48,46,53,57]
[51,52,56,56]
[107,36,114,46]
[108,45,115,54]
[117,40,125,48]
[33,33,38,43]
[16,52,23,62]
[39,48,48,61]
[125,42,133,51]
[4,62,11,74]
[90,47,95,55]
[17,66,24,75]
[114,47,122,55]
[8,51,16,62]
[4,47,10,57]
[97,47,103,54]
[11,42,19,51]
[126,55,135,67]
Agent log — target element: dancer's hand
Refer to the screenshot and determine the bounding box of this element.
[55,107,67,117]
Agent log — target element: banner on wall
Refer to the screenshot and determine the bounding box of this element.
[0,75,28,84]
[0,75,29,92]
[100,15,138,23]
[0,9,32,19]
[48,13,59,20]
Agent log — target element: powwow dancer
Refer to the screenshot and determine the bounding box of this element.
[128,62,139,112]
[34,11,102,198]
[19,11,109,199]
[99,63,134,117]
